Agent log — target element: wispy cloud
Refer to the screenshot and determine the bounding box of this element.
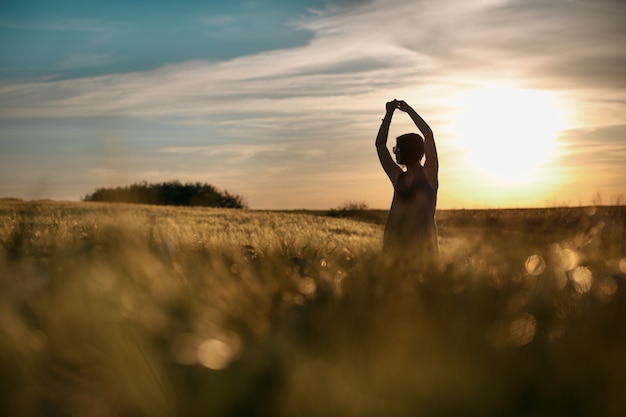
[3,0,623,117]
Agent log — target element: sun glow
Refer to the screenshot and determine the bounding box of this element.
[451,84,568,186]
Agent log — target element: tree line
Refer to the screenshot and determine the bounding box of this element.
[82,181,247,208]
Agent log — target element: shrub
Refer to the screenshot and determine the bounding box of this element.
[82,180,247,208]
[328,201,369,217]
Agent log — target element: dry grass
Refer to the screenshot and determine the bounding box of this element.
[1,201,625,416]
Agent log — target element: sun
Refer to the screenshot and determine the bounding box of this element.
[450,84,567,186]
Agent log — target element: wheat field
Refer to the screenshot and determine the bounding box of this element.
[1,200,625,416]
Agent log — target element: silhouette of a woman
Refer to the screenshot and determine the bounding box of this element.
[376,99,439,261]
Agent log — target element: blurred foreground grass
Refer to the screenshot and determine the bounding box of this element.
[1,201,625,417]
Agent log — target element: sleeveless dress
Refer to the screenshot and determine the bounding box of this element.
[383,171,438,260]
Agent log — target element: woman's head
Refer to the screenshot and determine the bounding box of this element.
[394,133,424,165]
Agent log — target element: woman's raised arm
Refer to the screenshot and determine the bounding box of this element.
[397,101,438,189]
[376,100,403,186]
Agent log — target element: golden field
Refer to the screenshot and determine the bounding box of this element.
[1,200,625,417]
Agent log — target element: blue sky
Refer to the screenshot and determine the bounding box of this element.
[0,0,324,79]
[1,0,625,209]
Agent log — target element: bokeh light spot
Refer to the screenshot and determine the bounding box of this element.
[525,254,546,276]
[509,313,537,347]
[619,258,626,274]
[558,248,579,271]
[298,276,317,297]
[594,276,618,303]
[570,266,593,294]
[197,334,241,370]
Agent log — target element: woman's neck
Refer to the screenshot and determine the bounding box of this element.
[405,162,423,173]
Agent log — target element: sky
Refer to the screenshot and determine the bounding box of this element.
[1,0,625,209]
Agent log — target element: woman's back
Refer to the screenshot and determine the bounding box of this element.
[383,171,438,257]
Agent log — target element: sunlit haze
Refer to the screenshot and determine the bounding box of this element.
[450,84,568,192]
[1,0,625,209]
